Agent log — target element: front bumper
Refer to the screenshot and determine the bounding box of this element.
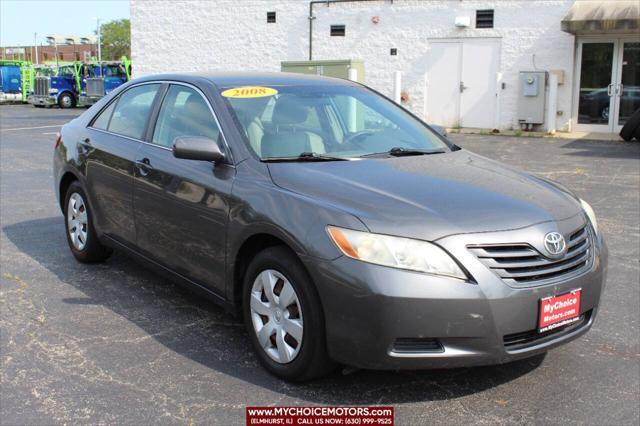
[305,220,608,370]
[0,92,22,102]
[29,95,56,106]
[79,95,102,106]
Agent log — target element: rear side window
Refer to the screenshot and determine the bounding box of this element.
[91,101,116,130]
[152,85,221,148]
[107,84,160,139]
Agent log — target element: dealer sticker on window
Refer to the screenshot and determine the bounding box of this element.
[538,289,581,333]
[221,86,278,98]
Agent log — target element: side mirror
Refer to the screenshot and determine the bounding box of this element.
[173,136,225,163]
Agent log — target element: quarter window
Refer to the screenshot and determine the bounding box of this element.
[108,84,160,139]
[152,85,221,148]
[91,101,116,130]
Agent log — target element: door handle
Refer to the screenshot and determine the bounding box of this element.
[135,158,153,176]
[617,83,624,96]
[79,137,94,155]
[607,83,614,97]
[459,81,468,93]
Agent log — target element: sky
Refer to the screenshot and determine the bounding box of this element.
[0,0,130,47]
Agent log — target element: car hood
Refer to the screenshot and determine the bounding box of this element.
[267,150,583,241]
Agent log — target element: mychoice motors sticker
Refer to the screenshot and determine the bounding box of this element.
[538,290,581,332]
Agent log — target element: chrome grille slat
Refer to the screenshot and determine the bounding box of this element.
[468,224,593,286]
[86,78,105,97]
[483,247,586,269]
[568,237,587,253]
[568,229,587,247]
[34,77,49,96]
[473,246,538,258]
[494,251,589,278]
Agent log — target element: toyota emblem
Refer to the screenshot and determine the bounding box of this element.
[544,232,566,257]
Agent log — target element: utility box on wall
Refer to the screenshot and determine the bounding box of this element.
[517,71,547,125]
[281,59,365,83]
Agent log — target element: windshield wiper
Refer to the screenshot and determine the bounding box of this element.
[360,147,447,158]
[262,152,350,162]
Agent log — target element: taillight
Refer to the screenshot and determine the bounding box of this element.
[54,133,61,149]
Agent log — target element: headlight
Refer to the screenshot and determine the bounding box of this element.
[49,88,58,94]
[580,199,598,235]
[327,226,467,280]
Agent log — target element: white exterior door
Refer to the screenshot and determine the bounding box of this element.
[459,40,500,128]
[426,42,461,128]
[426,39,500,129]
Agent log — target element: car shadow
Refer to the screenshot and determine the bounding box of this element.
[560,139,640,159]
[3,216,545,404]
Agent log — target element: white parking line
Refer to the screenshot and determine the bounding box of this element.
[42,132,59,135]
[0,124,65,132]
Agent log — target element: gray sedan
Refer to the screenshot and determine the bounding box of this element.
[53,73,607,381]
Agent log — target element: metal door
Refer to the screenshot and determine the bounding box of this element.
[426,41,461,128]
[459,40,500,129]
[426,39,500,129]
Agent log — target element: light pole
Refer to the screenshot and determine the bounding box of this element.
[96,18,102,64]
[53,39,59,68]
[34,32,38,64]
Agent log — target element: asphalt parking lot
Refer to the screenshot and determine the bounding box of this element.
[1,104,639,425]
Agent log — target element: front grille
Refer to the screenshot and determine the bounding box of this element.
[468,224,593,286]
[391,338,443,353]
[85,78,105,97]
[503,310,591,351]
[34,77,49,96]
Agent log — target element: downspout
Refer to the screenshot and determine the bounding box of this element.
[308,0,390,61]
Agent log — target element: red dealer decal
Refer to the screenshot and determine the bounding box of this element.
[538,290,581,332]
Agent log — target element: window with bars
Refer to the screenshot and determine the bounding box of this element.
[331,25,346,36]
[476,9,494,28]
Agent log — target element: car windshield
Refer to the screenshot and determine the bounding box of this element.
[219,84,450,160]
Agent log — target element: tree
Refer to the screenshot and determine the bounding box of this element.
[99,19,130,60]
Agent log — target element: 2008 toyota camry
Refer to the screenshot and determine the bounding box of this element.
[53,73,607,381]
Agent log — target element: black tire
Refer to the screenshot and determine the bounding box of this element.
[620,108,640,141]
[242,246,335,381]
[63,181,112,263]
[58,92,76,109]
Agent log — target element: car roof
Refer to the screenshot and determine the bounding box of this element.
[133,71,360,88]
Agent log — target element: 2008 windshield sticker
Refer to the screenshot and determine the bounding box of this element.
[221,86,278,98]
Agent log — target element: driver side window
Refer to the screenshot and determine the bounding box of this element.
[152,85,221,148]
[107,84,160,139]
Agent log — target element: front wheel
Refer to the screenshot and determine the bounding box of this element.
[64,181,112,263]
[243,246,335,381]
[58,92,75,109]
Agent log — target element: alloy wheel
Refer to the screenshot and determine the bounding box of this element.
[250,269,304,364]
[67,193,88,250]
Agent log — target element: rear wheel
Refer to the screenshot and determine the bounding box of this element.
[64,181,111,263]
[58,92,75,109]
[242,246,335,381]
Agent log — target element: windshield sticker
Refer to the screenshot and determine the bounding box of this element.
[221,86,278,98]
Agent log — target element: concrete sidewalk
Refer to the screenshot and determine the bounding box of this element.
[448,127,626,141]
